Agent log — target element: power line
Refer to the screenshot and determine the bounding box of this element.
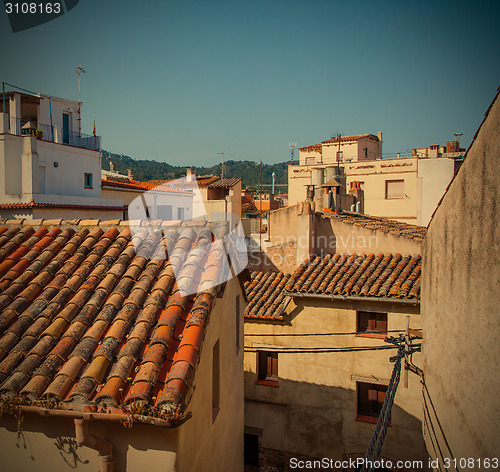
[244,345,418,354]
[361,344,404,472]
[245,330,405,337]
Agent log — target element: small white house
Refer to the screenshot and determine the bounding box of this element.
[0,91,124,219]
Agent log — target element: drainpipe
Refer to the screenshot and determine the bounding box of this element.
[74,418,114,472]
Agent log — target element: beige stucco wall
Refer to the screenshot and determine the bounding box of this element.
[416,157,456,226]
[421,93,500,467]
[176,276,245,472]
[263,204,422,273]
[244,297,425,463]
[0,413,178,472]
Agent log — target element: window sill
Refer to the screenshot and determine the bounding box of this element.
[385,196,404,200]
[356,333,386,340]
[356,415,391,426]
[256,379,279,388]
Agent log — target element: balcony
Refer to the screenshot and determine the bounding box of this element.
[8,116,101,151]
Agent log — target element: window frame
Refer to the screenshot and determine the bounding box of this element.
[84,172,93,189]
[257,351,278,387]
[385,179,404,199]
[356,381,389,424]
[356,311,387,339]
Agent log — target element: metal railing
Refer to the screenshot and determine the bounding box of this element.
[7,116,100,151]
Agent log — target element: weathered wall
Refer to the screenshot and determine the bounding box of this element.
[264,205,422,273]
[0,413,178,472]
[244,297,425,463]
[177,275,245,472]
[422,93,500,466]
[316,214,422,255]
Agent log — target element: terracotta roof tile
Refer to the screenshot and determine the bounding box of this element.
[0,220,228,423]
[245,252,421,320]
[322,212,427,240]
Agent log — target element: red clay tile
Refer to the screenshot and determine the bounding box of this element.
[141,343,168,367]
[150,325,174,347]
[179,325,204,349]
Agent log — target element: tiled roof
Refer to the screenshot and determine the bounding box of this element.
[146,176,240,190]
[0,200,125,211]
[0,222,229,424]
[244,272,291,321]
[207,178,241,189]
[299,144,322,152]
[321,134,378,144]
[102,179,192,194]
[245,253,421,320]
[323,212,426,240]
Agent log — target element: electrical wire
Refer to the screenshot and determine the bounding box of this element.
[245,330,405,337]
[244,345,423,354]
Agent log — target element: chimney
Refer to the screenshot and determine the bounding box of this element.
[186,168,195,182]
[127,168,134,180]
[377,132,383,142]
[109,162,117,172]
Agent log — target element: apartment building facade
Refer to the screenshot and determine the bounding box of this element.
[0,91,124,219]
[289,133,463,225]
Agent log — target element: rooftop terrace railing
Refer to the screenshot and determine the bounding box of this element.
[7,116,100,151]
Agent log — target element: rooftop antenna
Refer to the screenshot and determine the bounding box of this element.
[75,66,85,135]
[218,151,225,178]
[289,141,297,164]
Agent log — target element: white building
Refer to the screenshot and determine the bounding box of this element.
[0,91,124,219]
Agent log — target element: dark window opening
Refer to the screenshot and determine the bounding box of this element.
[257,351,278,387]
[212,340,220,422]
[84,173,93,189]
[357,311,387,338]
[236,295,241,354]
[357,382,387,423]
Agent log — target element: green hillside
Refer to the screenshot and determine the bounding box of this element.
[101,151,289,190]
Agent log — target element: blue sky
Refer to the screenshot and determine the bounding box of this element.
[1,0,499,167]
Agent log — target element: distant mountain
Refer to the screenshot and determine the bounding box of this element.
[101,151,289,190]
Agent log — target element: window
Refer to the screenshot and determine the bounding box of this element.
[157,205,172,220]
[357,382,387,423]
[212,340,220,422]
[357,311,387,338]
[364,147,368,158]
[84,173,93,189]
[177,207,185,220]
[257,351,278,387]
[236,295,241,354]
[385,179,404,199]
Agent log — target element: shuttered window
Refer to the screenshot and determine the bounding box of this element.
[385,179,404,199]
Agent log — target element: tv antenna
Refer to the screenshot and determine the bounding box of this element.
[218,151,225,178]
[289,142,297,164]
[75,66,85,135]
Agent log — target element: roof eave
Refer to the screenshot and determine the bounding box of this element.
[284,291,420,306]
